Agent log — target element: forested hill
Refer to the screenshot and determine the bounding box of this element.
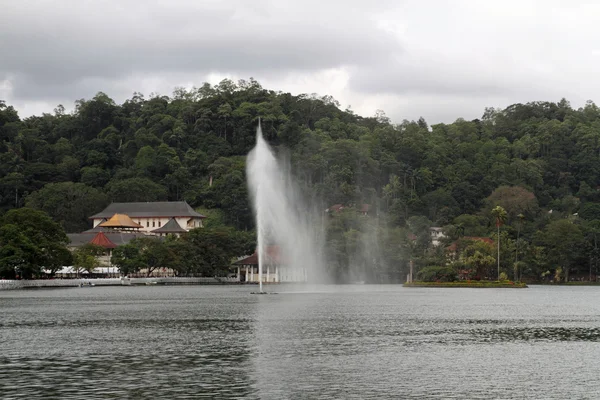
[0,80,377,232]
[2,79,600,280]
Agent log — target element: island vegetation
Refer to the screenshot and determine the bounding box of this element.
[403,265,527,288]
[1,80,600,282]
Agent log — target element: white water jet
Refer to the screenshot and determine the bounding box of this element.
[247,122,327,292]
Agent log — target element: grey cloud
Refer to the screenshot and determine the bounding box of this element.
[0,0,401,101]
[2,0,600,124]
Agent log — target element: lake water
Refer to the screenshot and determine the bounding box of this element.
[1,284,599,399]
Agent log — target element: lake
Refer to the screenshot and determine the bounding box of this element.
[1,284,599,399]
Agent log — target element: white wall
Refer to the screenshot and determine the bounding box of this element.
[92,217,203,232]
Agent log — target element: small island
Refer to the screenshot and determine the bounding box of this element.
[403,266,528,288]
[404,281,527,288]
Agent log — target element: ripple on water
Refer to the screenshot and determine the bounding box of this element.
[2,285,600,398]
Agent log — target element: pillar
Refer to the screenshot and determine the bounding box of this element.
[245,266,249,282]
[275,265,279,283]
[266,265,270,283]
[250,265,254,282]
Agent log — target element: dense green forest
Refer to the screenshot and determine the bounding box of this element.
[2,79,600,282]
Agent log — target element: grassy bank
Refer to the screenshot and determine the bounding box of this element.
[541,281,600,286]
[404,281,528,288]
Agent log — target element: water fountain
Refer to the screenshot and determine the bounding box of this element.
[246,121,326,293]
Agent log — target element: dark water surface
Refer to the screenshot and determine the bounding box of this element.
[1,285,600,399]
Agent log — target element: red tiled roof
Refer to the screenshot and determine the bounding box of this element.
[89,232,117,249]
[234,246,282,265]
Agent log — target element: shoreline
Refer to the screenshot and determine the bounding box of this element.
[0,277,241,290]
[404,281,528,288]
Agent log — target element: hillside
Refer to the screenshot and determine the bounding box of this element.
[2,80,600,282]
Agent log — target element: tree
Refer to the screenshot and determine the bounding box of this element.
[106,177,168,202]
[491,206,507,280]
[135,237,175,277]
[537,219,584,282]
[515,213,525,281]
[110,243,145,276]
[0,172,26,207]
[465,251,496,280]
[25,182,109,232]
[80,167,111,188]
[458,239,496,279]
[177,227,256,276]
[484,186,538,223]
[72,243,105,276]
[579,203,600,221]
[0,208,71,278]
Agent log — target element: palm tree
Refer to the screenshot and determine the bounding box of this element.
[491,206,508,280]
[515,213,525,281]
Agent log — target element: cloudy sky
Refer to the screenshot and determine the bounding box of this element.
[2,0,600,123]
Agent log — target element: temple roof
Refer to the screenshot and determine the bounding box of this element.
[90,201,205,219]
[89,232,117,249]
[99,214,143,229]
[151,218,187,233]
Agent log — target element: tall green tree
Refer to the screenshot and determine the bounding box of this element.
[537,219,584,282]
[0,208,71,278]
[491,205,507,279]
[72,243,105,276]
[110,243,145,276]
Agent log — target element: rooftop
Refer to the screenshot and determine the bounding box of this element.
[151,218,187,233]
[99,214,143,229]
[233,246,283,265]
[89,232,117,249]
[67,232,148,247]
[90,201,206,219]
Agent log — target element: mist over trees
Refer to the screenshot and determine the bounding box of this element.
[2,80,600,282]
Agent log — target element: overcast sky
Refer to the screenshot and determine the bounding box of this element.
[2,0,600,124]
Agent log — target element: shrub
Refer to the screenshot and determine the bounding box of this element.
[499,272,508,282]
[417,266,458,282]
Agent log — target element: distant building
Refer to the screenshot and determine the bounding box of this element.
[232,245,307,283]
[358,204,370,216]
[66,231,147,251]
[151,218,189,237]
[65,201,206,277]
[429,227,446,246]
[89,201,205,234]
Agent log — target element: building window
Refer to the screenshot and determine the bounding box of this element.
[152,221,156,227]
[146,221,150,227]
[158,221,162,227]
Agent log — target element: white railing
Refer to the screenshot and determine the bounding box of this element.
[0,276,241,290]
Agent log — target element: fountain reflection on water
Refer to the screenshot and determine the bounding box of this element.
[246,122,327,292]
